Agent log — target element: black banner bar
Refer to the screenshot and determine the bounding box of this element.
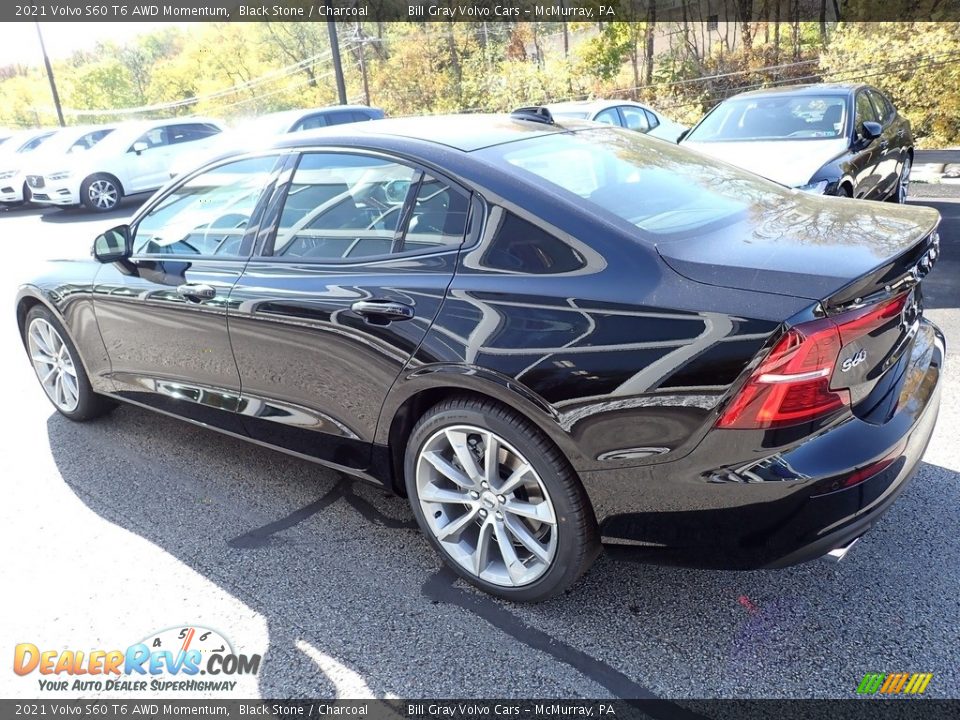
[5,0,960,23]
[1,700,957,720]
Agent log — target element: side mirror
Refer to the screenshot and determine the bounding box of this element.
[861,121,883,141]
[677,129,689,143]
[93,225,131,263]
[132,141,148,155]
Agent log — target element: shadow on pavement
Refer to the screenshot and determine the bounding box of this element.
[910,197,960,310]
[37,198,145,224]
[44,401,960,699]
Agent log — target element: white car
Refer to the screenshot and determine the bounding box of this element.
[0,129,58,204]
[545,100,689,143]
[169,105,384,179]
[27,118,224,212]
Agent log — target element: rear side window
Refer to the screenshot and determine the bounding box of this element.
[643,108,660,129]
[268,152,470,261]
[619,106,650,133]
[482,212,586,274]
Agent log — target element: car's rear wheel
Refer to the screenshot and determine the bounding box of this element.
[80,173,122,212]
[24,305,117,421]
[405,397,599,602]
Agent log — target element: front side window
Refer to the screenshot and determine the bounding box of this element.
[268,152,469,261]
[129,127,166,152]
[594,108,620,126]
[167,123,221,145]
[293,114,329,132]
[686,94,848,141]
[855,91,879,130]
[619,106,650,133]
[68,129,113,154]
[132,155,279,258]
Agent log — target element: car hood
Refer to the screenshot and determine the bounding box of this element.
[655,190,940,302]
[681,138,848,187]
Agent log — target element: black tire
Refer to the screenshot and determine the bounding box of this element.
[21,181,31,204]
[80,173,122,212]
[23,305,117,421]
[404,396,600,602]
[837,184,853,199]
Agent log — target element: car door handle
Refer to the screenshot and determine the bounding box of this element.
[350,300,414,321]
[177,283,216,300]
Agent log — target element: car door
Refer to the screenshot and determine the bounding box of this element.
[228,150,478,473]
[850,90,884,199]
[123,125,171,193]
[92,154,284,431]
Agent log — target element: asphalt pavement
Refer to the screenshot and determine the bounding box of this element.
[1,190,959,703]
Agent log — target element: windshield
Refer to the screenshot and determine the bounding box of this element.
[686,94,848,142]
[478,127,790,237]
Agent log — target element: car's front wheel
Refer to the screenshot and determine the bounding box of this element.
[23,305,117,421]
[80,173,122,212]
[405,397,599,602]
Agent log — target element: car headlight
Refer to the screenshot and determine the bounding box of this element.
[0,169,17,180]
[47,171,72,181]
[796,180,829,194]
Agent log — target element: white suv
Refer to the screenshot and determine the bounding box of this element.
[27,118,223,212]
[0,129,57,204]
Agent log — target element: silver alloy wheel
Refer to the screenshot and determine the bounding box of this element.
[898,157,911,204]
[27,318,80,412]
[88,179,119,210]
[415,424,558,587]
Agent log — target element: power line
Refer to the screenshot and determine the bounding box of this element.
[60,44,354,117]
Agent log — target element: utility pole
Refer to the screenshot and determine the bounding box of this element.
[35,23,65,127]
[355,23,370,106]
[325,10,348,105]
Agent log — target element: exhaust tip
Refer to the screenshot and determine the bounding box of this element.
[824,536,860,563]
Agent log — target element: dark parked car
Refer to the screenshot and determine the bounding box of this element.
[681,84,914,202]
[17,111,942,601]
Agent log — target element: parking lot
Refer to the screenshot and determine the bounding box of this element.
[1,190,959,702]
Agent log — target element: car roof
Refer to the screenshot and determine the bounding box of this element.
[728,82,865,100]
[268,113,596,153]
[546,99,648,113]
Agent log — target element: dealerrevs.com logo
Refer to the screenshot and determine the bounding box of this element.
[14,625,260,692]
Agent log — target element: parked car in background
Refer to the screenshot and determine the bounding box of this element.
[17,111,942,602]
[545,99,688,142]
[27,118,223,212]
[169,105,385,179]
[681,84,914,202]
[0,129,57,204]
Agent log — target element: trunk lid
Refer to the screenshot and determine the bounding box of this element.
[658,195,940,426]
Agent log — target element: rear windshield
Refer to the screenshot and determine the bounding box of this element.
[477,127,788,236]
[686,94,848,142]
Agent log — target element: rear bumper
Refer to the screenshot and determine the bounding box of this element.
[587,319,944,569]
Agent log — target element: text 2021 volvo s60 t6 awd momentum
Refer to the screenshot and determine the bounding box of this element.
[16,110,943,601]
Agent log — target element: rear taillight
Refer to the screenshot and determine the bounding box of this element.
[717,294,909,430]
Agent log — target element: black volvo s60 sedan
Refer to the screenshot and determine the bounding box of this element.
[16,110,943,601]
